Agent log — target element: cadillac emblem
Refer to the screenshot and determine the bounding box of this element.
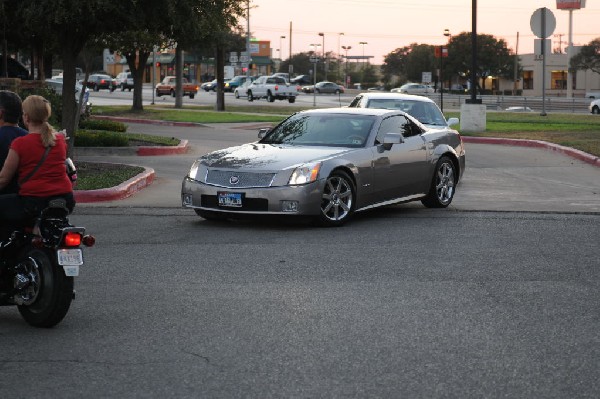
[229,176,240,185]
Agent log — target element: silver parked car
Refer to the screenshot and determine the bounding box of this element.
[182,108,465,226]
[348,92,459,129]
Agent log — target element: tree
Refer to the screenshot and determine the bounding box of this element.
[571,38,600,75]
[17,1,125,155]
[381,44,437,86]
[444,32,517,93]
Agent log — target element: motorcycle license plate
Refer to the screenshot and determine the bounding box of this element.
[58,249,83,266]
[218,192,243,207]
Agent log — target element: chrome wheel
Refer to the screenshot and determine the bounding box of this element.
[320,171,355,226]
[436,161,455,205]
[422,156,456,208]
[13,257,41,306]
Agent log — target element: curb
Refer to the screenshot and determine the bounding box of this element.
[74,166,155,203]
[461,136,600,168]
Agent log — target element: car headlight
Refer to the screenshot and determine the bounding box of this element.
[188,160,201,180]
[289,162,321,185]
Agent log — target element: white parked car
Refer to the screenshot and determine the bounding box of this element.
[45,78,91,115]
[348,92,458,129]
[391,83,434,95]
[590,99,600,115]
[234,80,252,99]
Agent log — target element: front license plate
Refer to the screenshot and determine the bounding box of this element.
[218,192,243,207]
[57,249,83,266]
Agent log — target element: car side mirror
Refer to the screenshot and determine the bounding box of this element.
[447,117,459,127]
[382,132,404,150]
[258,127,270,139]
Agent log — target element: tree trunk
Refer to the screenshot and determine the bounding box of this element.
[175,47,183,108]
[126,50,150,112]
[215,45,225,111]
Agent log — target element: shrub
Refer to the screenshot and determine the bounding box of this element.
[79,118,127,132]
[74,130,129,147]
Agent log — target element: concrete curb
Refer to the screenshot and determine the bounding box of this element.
[74,166,155,203]
[462,137,600,168]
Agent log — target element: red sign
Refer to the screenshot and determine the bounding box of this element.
[556,0,584,9]
[434,46,448,58]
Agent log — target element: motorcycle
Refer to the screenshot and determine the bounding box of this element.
[0,198,95,327]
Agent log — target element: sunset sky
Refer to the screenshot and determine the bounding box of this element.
[248,0,600,64]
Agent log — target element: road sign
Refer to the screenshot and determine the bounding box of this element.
[309,55,320,63]
[229,53,239,63]
[422,72,432,84]
[530,7,556,39]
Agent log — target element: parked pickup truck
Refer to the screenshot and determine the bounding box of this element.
[247,75,298,103]
[155,76,199,99]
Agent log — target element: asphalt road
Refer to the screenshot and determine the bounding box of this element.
[1,123,599,398]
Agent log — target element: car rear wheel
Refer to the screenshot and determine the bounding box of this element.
[235,91,240,99]
[156,89,162,97]
[170,89,176,97]
[189,94,195,99]
[316,170,355,227]
[247,91,253,102]
[288,97,296,103]
[267,91,275,102]
[421,156,456,208]
[593,106,600,115]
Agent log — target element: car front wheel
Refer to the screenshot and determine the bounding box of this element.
[421,156,456,208]
[316,170,355,227]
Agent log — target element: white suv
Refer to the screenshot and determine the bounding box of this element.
[590,99,600,115]
[116,71,134,91]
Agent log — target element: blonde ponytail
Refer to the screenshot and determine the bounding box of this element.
[22,95,56,147]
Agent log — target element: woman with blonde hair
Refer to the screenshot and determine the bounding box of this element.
[0,95,74,234]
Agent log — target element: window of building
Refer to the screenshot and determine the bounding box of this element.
[523,71,533,90]
[551,70,567,89]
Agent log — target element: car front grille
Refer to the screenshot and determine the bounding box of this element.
[206,170,276,188]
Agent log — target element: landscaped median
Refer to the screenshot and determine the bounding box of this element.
[75,165,155,203]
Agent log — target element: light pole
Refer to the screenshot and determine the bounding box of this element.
[280,35,286,60]
[338,32,344,81]
[341,45,351,88]
[359,41,368,70]
[318,32,326,80]
[440,28,450,112]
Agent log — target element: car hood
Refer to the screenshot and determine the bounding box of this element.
[200,143,352,171]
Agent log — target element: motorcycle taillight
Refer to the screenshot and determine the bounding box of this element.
[63,232,82,247]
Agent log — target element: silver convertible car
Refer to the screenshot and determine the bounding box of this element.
[181,108,465,226]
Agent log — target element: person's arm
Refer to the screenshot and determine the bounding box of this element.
[0,149,19,189]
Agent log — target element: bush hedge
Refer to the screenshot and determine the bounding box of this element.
[74,130,129,147]
[79,119,127,132]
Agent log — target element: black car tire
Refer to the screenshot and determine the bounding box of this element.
[334,89,340,95]
[267,91,275,102]
[156,89,162,97]
[93,84,99,92]
[316,170,356,227]
[421,156,457,208]
[235,91,240,99]
[247,91,253,102]
[315,88,320,94]
[593,106,600,115]
[288,97,296,104]
[189,94,195,99]
[170,89,176,98]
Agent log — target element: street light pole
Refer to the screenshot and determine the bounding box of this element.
[280,35,286,60]
[359,41,368,70]
[338,32,344,82]
[318,32,325,80]
[441,28,450,112]
[341,45,351,88]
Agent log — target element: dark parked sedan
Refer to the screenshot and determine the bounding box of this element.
[83,74,116,92]
[182,108,465,226]
[302,81,344,94]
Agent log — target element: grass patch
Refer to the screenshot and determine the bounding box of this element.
[446,111,600,157]
[75,162,145,190]
[94,105,288,123]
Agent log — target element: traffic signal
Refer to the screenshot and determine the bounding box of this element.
[156,62,161,67]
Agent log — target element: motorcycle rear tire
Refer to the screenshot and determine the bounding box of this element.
[17,246,74,328]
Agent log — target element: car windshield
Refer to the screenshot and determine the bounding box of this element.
[364,99,447,126]
[260,113,376,147]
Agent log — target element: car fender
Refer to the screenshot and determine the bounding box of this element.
[431,143,462,177]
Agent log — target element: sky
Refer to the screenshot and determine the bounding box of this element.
[247,0,600,64]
